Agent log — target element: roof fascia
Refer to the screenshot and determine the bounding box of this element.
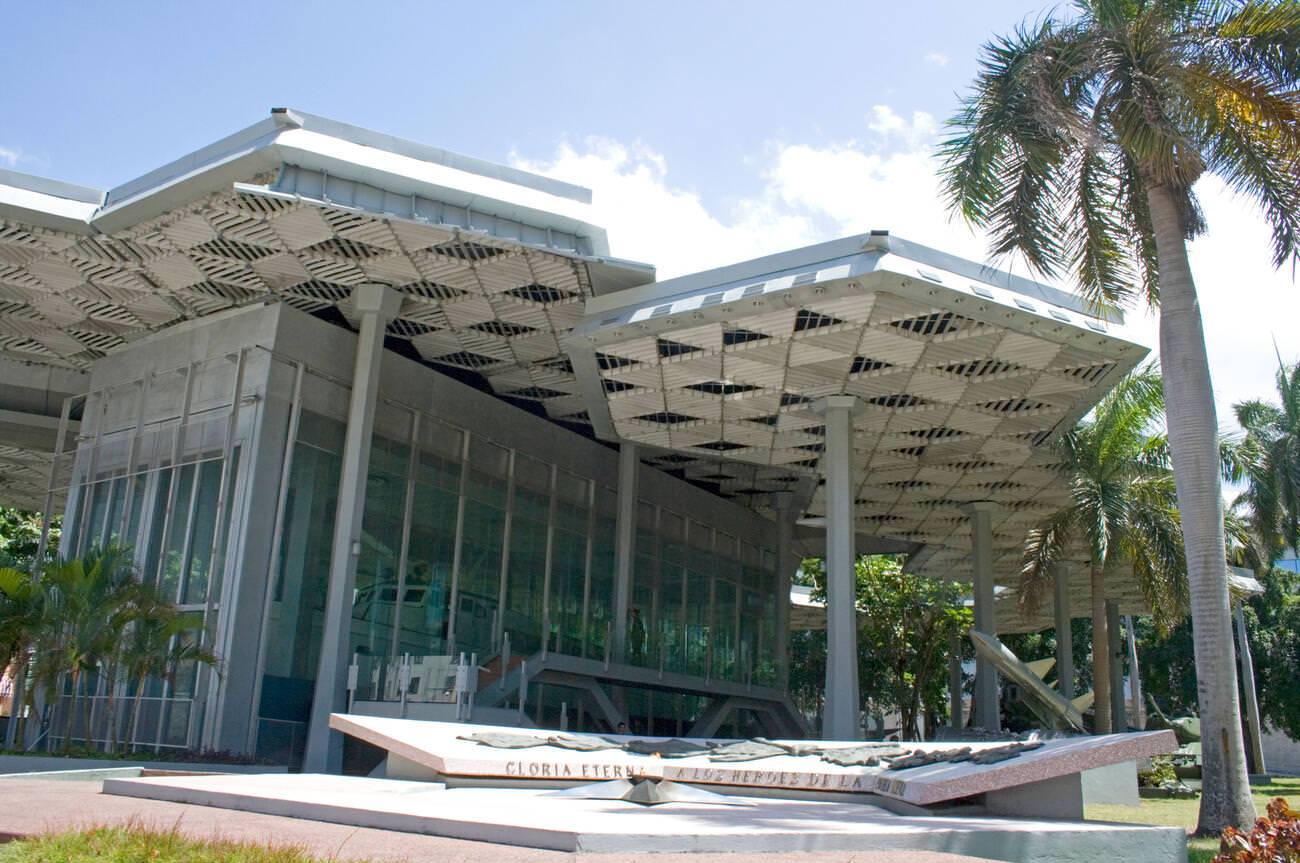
[0,168,103,234]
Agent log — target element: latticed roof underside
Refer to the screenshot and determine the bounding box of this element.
[0,111,1156,628]
[0,185,606,427]
[570,241,1150,606]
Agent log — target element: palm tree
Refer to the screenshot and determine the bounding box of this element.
[120,603,217,752]
[28,546,138,750]
[1234,359,1300,559]
[1019,365,1187,733]
[939,2,1300,832]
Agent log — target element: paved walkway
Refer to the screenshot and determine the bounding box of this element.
[0,777,991,862]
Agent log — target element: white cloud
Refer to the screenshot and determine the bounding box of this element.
[924,51,951,67]
[0,147,19,169]
[514,108,1299,432]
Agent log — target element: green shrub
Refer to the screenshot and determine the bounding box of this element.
[1138,755,1178,788]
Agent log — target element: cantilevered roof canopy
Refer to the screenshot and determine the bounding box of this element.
[0,109,653,423]
[567,232,1153,620]
[0,110,1158,630]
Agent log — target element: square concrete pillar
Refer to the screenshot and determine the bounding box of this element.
[962,501,999,732]
[303,283,401,773]
[814,395,862,739]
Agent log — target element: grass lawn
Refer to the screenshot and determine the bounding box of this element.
[0,825,342,863]
[1086,776,1300,863]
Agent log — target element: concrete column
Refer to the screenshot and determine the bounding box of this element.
[771,492,796,691]
[303,284,400,774]
[949,628,963,731]
[1106,600,1126,731]
[611,442,638,664]
[1234,602,1267,774]
[962,501,999,732]
[1053,565,1074,701]
[814,395,861,740]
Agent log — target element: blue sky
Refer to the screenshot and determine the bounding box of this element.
[2,1,1024,197]
[3,0,1298,434]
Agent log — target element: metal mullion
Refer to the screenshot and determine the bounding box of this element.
[36,394,78,569]
[131,469,162,574]
[174,462,203,605]
[202,350,247,615]
[246,361,304,753]
[153,364,197,586]
[579,480,595,659]
[444,431,472,654]
[649,506,662,665]
[494,449,517,650]
[539,463,558,657]
[75,392,109,556]
[389,409,420,663]
[733,538,743,682]
[705,523,717,681]
[118,375,152,539]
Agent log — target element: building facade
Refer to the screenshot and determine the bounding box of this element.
[0,109,1152,767]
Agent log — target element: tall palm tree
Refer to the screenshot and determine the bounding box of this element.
[939,2,1300,832]
[1020,365,1187,732]
[1234,359,1300,559]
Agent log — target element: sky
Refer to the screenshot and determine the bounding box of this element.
[2,0,1297,438]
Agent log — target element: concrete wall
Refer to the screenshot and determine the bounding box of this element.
[1263,727,1300,776]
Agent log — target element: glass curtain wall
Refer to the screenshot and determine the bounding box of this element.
[240,359,783,757]
[454,438,509,656]
[504,455,550,654]
[549,470,588,656]
[55,355,253,753]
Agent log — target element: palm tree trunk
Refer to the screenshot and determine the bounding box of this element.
[1090,565,1111,734]
[1147,182,1256,833]
[61,670,77,752]
[127,668,150,752]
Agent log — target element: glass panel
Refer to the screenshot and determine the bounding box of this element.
[354,433,409,661]
[630,502,656,667]
[587,486,617,659]
[159,464,197,601]
[183,456,235,606]
[455,438,508,655]
[396,443,462,657]
[504,454,549,654]
[549,471,588,656]
[257,411,344,762]
[142,468,173,586]
[683,523,712,676]
[124,473,149,557]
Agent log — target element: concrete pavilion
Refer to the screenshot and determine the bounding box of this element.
[0,109,1149,769]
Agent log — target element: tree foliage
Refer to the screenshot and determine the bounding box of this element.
[1234,359,1300,561]
[0,508,57,569]
[799,555,971,740]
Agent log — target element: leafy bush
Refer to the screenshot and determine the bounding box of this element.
[1214,798,1300,862]
[1138,756,1178,788]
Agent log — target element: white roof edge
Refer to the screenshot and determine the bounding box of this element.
[586,231,1128,326]
[0,109,616,257]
